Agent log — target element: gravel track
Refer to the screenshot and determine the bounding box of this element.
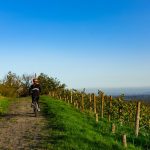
[0,98,50,150]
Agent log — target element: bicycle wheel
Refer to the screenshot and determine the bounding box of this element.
[33,102,38,117]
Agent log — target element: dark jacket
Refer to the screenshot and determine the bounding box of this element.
[29,83,41,97]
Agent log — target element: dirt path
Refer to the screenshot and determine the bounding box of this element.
[0,98,50,150]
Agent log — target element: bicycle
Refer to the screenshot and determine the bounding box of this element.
[32,98,39,117]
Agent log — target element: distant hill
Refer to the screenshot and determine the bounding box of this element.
[124,95,150,103]
[143,91,150,95]
[83,87,150,96]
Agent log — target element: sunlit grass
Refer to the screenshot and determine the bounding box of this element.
[40,96,142,150]
[0,97,10,114]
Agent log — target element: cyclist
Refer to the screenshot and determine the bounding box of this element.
[29,78,41,111]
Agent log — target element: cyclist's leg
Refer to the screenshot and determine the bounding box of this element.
[32,95,34,103]
[34,96,40,111]
[36,96,40,109]
[31,95,34,107]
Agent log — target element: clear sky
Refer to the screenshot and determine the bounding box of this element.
[0,0,150,89]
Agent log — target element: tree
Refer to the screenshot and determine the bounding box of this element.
[38,73,66,95]
[17,74,34,97]
[0,72,66,97]
[0,71,20,97]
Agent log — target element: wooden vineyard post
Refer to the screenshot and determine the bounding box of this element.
[67,96,69,104]
[108,96,112,122]
[112,123,115,134]
[76,100,79,109]
[64,93,66,102]
[81,94,84,112]
[122,134,127,148]
[135,101,141,137]
[72,93,80,108]
[52,91,55,97]
[96,113,98,123]
[101,92,104,118]
[71,91,73,103]
[93,94,96,114]
[89,94,92,112]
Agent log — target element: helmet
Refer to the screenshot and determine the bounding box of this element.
[33,78,38,83]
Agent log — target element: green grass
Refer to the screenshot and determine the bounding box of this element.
[0,97,10,115]
[40,96,142,150]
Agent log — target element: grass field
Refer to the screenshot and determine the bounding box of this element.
[40,96,143,150]
[0,97,10,115]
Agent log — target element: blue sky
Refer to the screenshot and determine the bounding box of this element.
[0,0,150,89]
